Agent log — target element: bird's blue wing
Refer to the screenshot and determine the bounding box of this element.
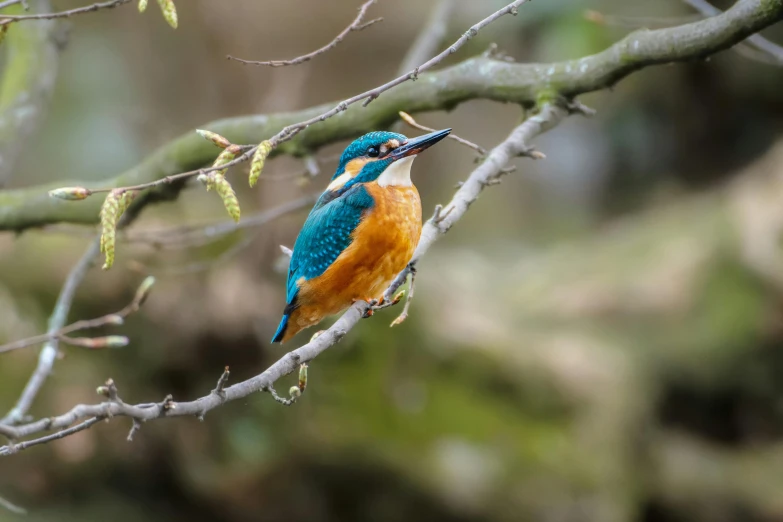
[285,184,375,307]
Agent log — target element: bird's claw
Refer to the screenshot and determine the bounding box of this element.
[357,293,405,318]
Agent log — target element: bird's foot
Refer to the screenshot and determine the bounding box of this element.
[357,297,378,318]
[358,293,405,318]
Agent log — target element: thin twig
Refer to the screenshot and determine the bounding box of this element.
[0,0,22,11]
[586,3,783,66]
[0,101,564,455]
[0,275,153,354]
[399,111,486,156]
[680,0,783,65]
[0,0,131,25]
[259,0,529,147]
[0,494,27,515]
[396,0,454,74]
[126,419,141,441]
[390,266,416,327]
[583,9,700,28]
[124,194,318,248]
[266,385,297,406]
[211,366,230,398]
[85,144,254,195]
[1,418,101,454]
[228,0,382,66]
[0,236,101,426]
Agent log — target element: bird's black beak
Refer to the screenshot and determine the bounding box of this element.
[390,128,451,160]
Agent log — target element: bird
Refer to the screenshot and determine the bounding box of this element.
[271,128,451,343]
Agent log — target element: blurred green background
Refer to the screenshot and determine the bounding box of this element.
[2,0,783,521]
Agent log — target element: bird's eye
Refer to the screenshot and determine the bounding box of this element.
[367,146,380,158]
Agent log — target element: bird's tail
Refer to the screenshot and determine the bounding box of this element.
[271,314,290,343]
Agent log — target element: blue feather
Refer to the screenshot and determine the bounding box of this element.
[271,314,289,343]
[284,183,375,308]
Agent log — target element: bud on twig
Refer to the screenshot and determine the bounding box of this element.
[198,172,215,191]
[103,314,125,325]
[65,336,130,349]
[138,0,148,12]
[133,276,156,307]
[48,186,92,201]
[211,144,240,177]
[298,363,308,392]
[196,129,231,149]
[249,141,273,188]
[583,9,605,24]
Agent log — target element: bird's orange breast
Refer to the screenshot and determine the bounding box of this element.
[292,182,422,329]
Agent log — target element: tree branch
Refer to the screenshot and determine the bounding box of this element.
[384,103,562,303]
[122,193,318,248]
[0,275,152,354]
[227,0,382,67]
[0,0,131,25]
[0,236,100,426]
[1,0,779,232]
[0,101,565,454]
[0,494,26,515]
[681,0,783,64]
[396,0,454,75]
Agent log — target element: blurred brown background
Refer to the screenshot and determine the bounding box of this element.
[2,0,783,521]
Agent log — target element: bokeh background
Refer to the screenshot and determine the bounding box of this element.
[2,0,783,521]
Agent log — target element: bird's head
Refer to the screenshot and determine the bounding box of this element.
[325,128,450,194]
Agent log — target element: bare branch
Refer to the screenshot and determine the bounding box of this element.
[0,0,24,10]
[396,0,454,75]
[0,236,101,426]
[2,418,102,454]
[680,0,783,65]
[124,193,318,248]
[0,494,26,515]
[583,9,700,29]
[227,0,382,67]
[390,266,416,327]
[0,101,565,454]
[0,0,131,25]
[211,367,230,398]
[0,275,153,354]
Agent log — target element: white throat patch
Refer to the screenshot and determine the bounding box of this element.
[377,155,416,187]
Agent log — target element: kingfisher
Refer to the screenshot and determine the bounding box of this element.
[271,128,451,343]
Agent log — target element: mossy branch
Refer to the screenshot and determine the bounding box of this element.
[0,0,780,232]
